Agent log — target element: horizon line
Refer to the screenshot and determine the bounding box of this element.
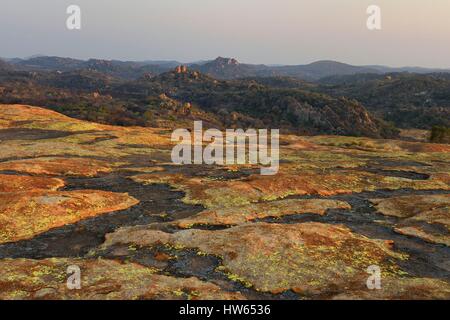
[2,54,450,71]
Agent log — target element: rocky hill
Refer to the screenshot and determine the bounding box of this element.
[2,58,448,137]
[318,73,450,129]
[0,66,398,138]
[119,66,397,137]
[190,57,270,79]
[11,55,449,82]
[12,56,172,80]
[188,58,381,81]
[0,59,14,71]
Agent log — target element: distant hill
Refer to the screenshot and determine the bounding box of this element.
[2,55,449,134]
[189,58,381,80]
[317,73,450,129]
[0,59,14,71]
[114,67,398,138]
[10,56,174,79]
[364,65,450,74]
[41,69,122,91]
[190,57,270,79]
[270,61,380,80]
[0,65,397,138]
[7,55,450,81]
[189,58,449,81]
[14,56,85,71]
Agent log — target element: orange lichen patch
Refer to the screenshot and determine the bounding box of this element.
[248,170,449,199]
[1,138,149,161]
[393,141,450,153]
[0,190,139,244]
[46,131,118,145]
[112,127,172,148]
[405,143,450,153]
[281,150,368,170]
[370,195,450,246]
[399,129,430,143]
[120,166,166,173]
[0,104,101,132]
[432,172,450,185]
[131,173,262,208]
[378,164,450,186]
[305,135,450,153]
[370,195,450,220]
[247,172,357,198]
[280,135,326,151]
[0,157,113,177]
[187,180,262,208]
[394,226,450,247]
[304,136,404,152]
[174,199,351,228]
[0,105,78,128]
[132,170,449,209]
[59,127,172,150]
[0,258,245,300]
[0,104,171,146]
[0,129,172,161]
[0,174,64,192]
[222,163,259,172]
[131,172,186,186]
[102,222,410,296]
[0,105,172,160]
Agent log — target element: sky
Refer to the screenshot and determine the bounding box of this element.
[1,0,449,68]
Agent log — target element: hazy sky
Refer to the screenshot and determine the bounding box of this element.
[1,0,449,67]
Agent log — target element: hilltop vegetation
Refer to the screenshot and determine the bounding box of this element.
[7,56,383,81]
[318,73,450,129]
[431,126,450,144]
[1,56,450,139]
[0,63,397,138]
[0,56,449,300]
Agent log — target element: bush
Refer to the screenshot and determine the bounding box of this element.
[430,126,450,144]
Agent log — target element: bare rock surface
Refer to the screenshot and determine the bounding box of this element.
[0,104,449,300]
[0,258,244,300]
